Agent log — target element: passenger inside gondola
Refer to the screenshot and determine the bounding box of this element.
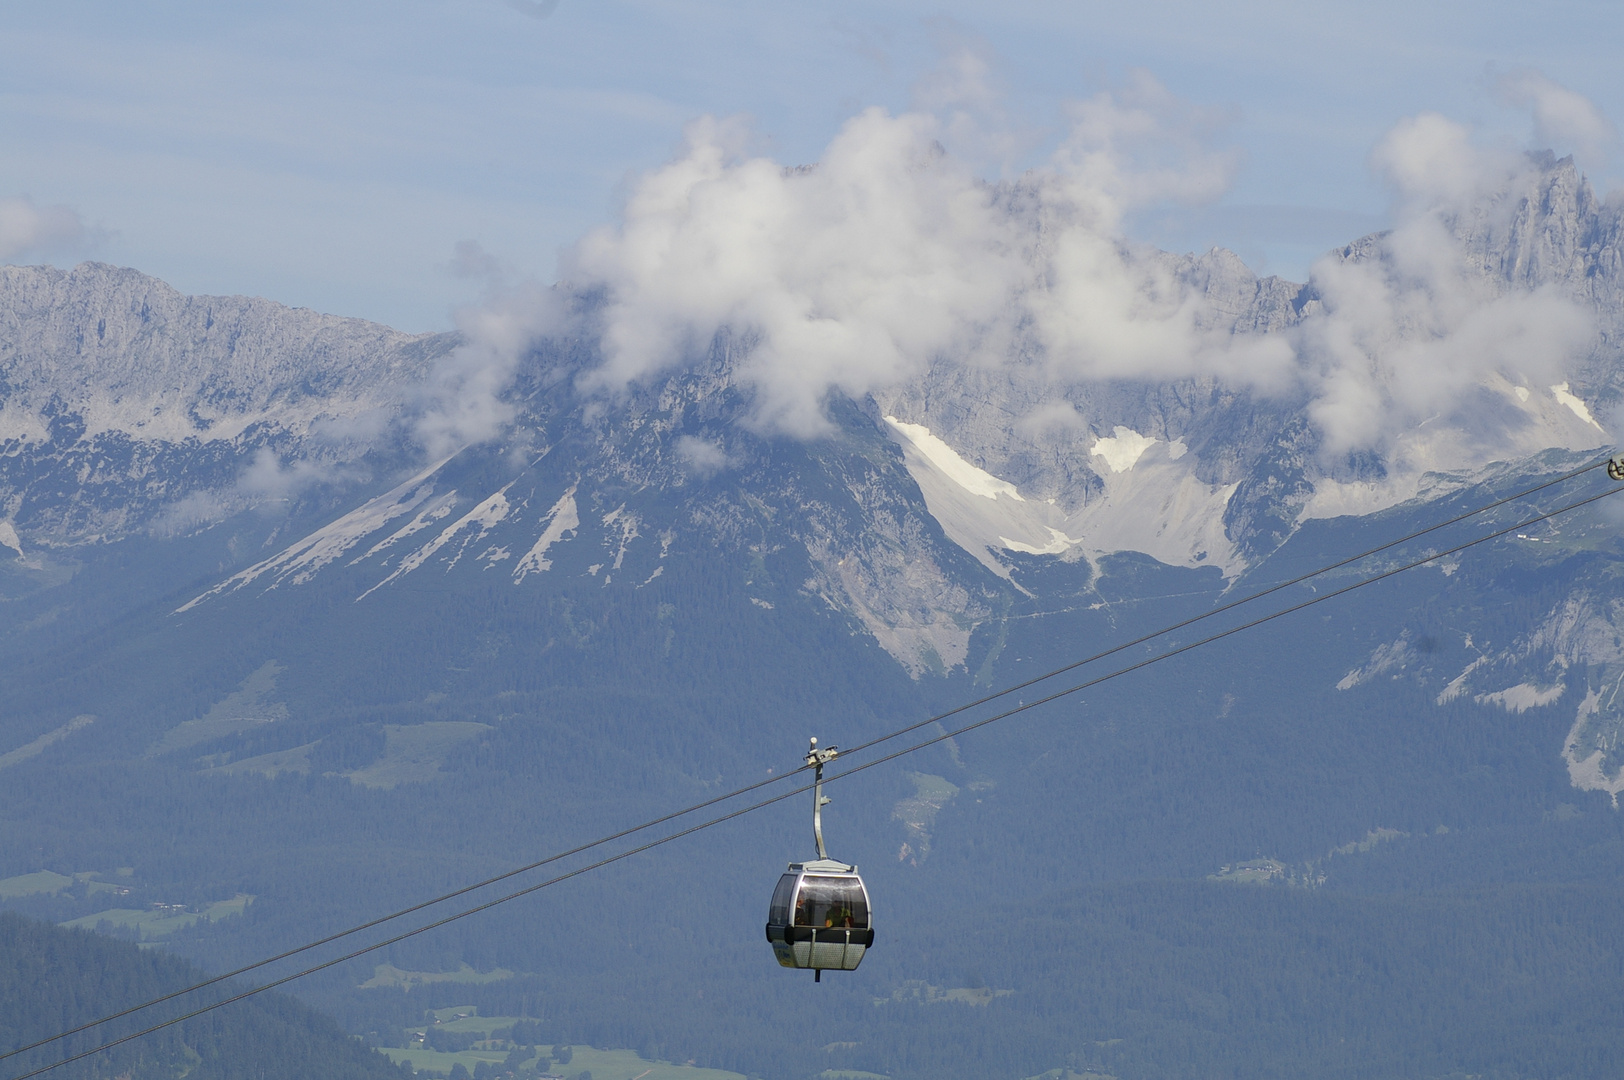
[793,876,869,928]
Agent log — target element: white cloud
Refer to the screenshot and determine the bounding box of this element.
[568,108,1027,435]
[1496,68,1620,171]
[446,239,509,284]
[412,280,563,458]
[1296,109,1596,457]
[909,27,1030,172]
[430,70,1607,467]
[150,448,366,536]
[674,435,729,477]
[1368,113,1519,210]
[567,74,1276,435]
[1015,401,1086,437]
[1047,69,1239,229]
[237,447,350,502]
[0,195,88,262]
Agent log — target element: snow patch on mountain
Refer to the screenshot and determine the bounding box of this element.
[1566,677,1624,806]
[884,417,1024,500]
[883,415,1063,579]
[1477,682,1566,712]
[884,415,1239,579]
[358,483,516,599]
[1338,631,1417,690]
[1437,653,1491,704]
[600,505,639,571]
[177,451,597,608]
[1551,382,1604,429]
[513,484,580,582]
[357,492,460,564]
[1091,427,1160,473]
[1001,527,1079,556]
[177,458,453,611]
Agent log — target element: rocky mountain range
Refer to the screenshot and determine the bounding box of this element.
[2,153,1624,1080]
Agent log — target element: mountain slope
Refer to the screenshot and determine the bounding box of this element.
[0,911,410,1080]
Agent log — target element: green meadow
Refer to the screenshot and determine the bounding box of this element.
[382,1045,745,1080]
[380,1008,745,1080]
[0,870,122,899]
[60,894,253,940]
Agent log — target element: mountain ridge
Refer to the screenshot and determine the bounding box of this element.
[3,152,1624,1080]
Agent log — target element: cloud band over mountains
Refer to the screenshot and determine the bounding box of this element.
[565,77,1294,437]
[440,68,1604,461]
[0,195,89,263]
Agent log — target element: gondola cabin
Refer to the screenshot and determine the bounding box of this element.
[765,737,874,981]
[765,858,873,974]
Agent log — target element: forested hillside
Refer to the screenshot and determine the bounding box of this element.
[0,911,410,1080]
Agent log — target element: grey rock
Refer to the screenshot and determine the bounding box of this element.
[0,262,456,543]
[0,262,452,441]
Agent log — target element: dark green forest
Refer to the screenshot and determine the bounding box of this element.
[0,911,410,1080]
[324,875,1624,1080]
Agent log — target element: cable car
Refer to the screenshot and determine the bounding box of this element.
[765,738,874,981]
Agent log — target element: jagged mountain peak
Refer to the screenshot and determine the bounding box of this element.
[0,261,455,444]
[2,150,1620,663]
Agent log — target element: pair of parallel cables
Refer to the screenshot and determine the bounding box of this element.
[6,454,1624,1080]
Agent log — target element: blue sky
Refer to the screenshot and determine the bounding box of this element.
[1,0,1619,332]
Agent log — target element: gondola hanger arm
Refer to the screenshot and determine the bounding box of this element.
[807,737,838,860]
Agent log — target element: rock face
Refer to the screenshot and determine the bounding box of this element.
[0,262,451,442]
[1452,154,1624,325]
[874,155,1621,575]
[0,263,454,543]
[1331,565,1624,808]
[0,155,1620,666]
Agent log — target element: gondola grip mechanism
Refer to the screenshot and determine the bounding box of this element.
[807,737,838,860]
